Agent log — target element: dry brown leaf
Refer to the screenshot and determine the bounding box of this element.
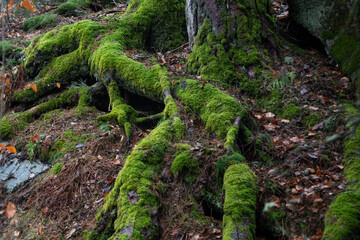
[6,202,16,219]
[265,112,275,118]
[41,206,48,214]
[38,225,43,235]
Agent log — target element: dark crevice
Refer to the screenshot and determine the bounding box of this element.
[278,18,326,54]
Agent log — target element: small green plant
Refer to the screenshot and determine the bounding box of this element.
[267,72,296,90]
[52,162,64,175]
[99,122,112,131]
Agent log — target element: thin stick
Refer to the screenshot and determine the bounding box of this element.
[0,0,6,139]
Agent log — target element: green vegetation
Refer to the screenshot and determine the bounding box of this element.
[55,0,90,16]
[323,104,360,239]
[0,41,22,62]
[282,104,301,120]
[52,162,64,175]
[23,14,59,31]
[223,164,258,240]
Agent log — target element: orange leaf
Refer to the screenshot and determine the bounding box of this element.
[0,210,5,214]
[5,73,10,78]
[6,146,17,154]
[9,0,14,9]
[0,144,5,149]
[41,206,48,214]
[38,225,43,235]
[23,0,34,11]
[104,192,109,198]
[31,84,37,92]
[32,134,39,143]
[6,79,10,85]
[6,202,16,219]
[56,83,61,88]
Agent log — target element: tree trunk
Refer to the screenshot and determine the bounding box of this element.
[2,0,276,239]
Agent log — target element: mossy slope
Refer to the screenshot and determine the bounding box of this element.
[323,104,360,239]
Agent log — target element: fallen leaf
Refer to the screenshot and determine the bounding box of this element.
[6,146,17,154]
[290,196,301,203]
[6,202,16,219]
[38,225,43,235]
[13,230,20,237]
[263,123,278,131]
[66,229,76,239]
[265,112,275,118]
[56,83,61,88]
[41,206,48,214]
[31,84,37,93]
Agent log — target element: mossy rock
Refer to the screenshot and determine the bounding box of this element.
[0,41,22,62]
[55,0,90,16]
[23,14,59,31]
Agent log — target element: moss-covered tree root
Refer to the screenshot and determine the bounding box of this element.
[8,0,265,238]
[223,163,258,240]
[1,88,90,140]
[323,104,360,239]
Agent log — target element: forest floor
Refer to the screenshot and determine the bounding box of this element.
[0,2,355,239]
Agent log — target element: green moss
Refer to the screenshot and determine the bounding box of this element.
[215,153,245,183]
[223,163,258,240]
[175,79,246,138]
[170,144,198,178]
[0,41,22,63]
[260,89,284,115]
[303,112,322,128]
[23,14,59,31]
[0,112,32,140]
[323,104,360,238]
[331,34,360,83]
[282,104,301,120]
[323,191,360,239]
[51,162,64,175]
[55,0,89,16]
[95,120,176,239]
[23,20,103,80]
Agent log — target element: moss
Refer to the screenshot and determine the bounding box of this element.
[23,20,103,80]
[0,41,22,62]
[323,191,360,239]
[0,112,32,140]
[343,104,360,188]
[303,112,322,128]
[23,14,59,31]
[94,120,176,239]
[55,0,89,16]
[187,0,274,92]
[171,144,198,177]
[51,162,64,175]
[223,164,258,240]
[331,33,360,83]
[215,153,245,183]
[260,89,284,115]
[323,104,360,238]
[175,79,246,138]
[282,104,301,120]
